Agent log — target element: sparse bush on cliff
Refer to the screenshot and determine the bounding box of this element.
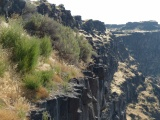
[55,26,80,64]
[24,70,54,90]
[40,36,52,58]
[77,35,92,62]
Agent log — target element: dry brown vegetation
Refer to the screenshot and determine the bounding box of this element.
[0,46,30,119]
[126,78,160,120]
[111,62,137,96]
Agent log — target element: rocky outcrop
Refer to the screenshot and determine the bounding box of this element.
[9,0,26,15]
[82,20,106,34]
[37,3,77,28]
[36,2,106,33]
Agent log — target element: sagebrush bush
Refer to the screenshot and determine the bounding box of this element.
[55,26,80,64]
[77,35,92,62]
[40,36,52,58]
[24,14,59,38]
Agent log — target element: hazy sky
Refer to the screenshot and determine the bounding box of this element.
[47,0,159,24]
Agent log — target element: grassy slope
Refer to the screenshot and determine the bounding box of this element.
[0,18,83,119]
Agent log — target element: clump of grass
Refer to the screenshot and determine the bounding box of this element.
[23,73,41,90]
[23,70,54,90]
[36,87,49,99]
[14,98,30,120]
[40,70,54,87]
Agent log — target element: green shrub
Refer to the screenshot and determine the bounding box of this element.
[55,26,80,64]
[40,36,52,58]
[39,70,54,87]
[23,70,54,90]
[13,37,40,72]
[24,73,41,90]
[0,22,40,73]
[0,24,22,48]
[77,35,92,62]
[24,14,59,38]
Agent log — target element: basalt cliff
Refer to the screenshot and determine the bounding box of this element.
[1,1,160,120]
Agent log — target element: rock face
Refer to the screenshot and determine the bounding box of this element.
[116,31,160,76]
[36,2,106,33]
[82,20,106,34]
[29,31,145,120]
[37,3,77,28]
[115,31,160,119]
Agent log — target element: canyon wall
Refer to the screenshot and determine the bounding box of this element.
[116,31,160,76]
[30,31,145,120]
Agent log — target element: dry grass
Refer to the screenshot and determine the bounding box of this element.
[43,52,83,82]
[0,47,30,120]
[0,109,19,120]
[53,74,63,83]
[126,78,160,120]
[36,87,49,99]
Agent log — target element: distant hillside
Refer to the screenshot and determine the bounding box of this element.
[106,21,160,31]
